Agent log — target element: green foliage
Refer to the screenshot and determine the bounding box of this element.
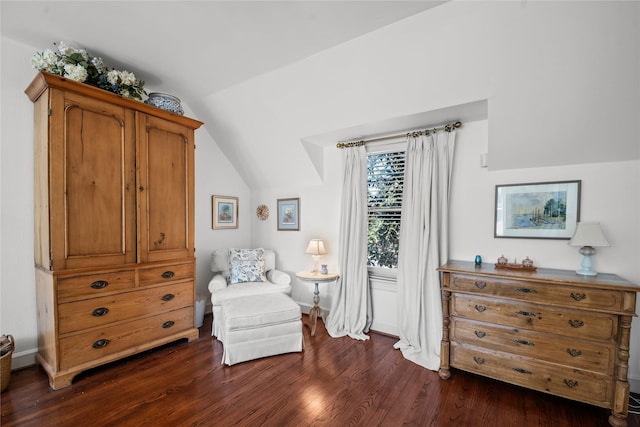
[367,151,404,269]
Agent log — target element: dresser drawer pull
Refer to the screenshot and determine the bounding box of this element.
[90,280,109,289]
[473,356,485,364]
[567,348,583,357]
[161,271,175,279]
[568,319,584,328]
[570,293,587,301]
[563,379,579,388]
[516,287,537,294]
[91,307,109,317]
[474,281,487,289]
[161,294,175,302]
[514,339,534,346]
[512,368,532,375]
[474,305,487,312]
[92,339,110,349]
[162,320,175,329]
[474,330,486,338]
[515,310,536,317]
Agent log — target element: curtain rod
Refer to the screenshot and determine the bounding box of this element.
[336,121,462,149]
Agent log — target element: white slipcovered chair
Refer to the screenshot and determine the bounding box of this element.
[208,248,292,337]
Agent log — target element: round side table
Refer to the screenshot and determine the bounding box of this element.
[295,271,339,336]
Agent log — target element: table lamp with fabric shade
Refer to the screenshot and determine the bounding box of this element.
[569,222,610,276]
[305,239,327,273]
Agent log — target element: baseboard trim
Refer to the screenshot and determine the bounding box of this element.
[10,347,38,370]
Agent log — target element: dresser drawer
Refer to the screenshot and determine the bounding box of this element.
[450,317,614,373]
[139,262,193,286]
[450,274,622,312]
[451,294,617,341]
[450,344,613,408]
[58,282,194,335]
[57,270,135,303]
[59,306,193,370]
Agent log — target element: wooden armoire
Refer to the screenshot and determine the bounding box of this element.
[25,72,203,390]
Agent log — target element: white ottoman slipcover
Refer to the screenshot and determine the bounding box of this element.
[216,293,303,365]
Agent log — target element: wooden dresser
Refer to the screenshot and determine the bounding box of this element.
[26,72,203,389]
[438,260,639,427]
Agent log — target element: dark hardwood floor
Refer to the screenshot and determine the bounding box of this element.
[2,314,638,427]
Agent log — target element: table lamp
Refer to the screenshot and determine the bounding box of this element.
[305,239,327,273]
[569,222,610,276]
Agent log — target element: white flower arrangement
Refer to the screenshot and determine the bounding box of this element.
[31,41,146,100]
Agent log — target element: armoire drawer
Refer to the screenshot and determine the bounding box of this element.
[450,273,622,312]
[139,262,193,286]
[57,270,135,303]
[58,281,194,335]
[59,306,193,370]
[450,344,613,408]
[451,294,617,341]
[450,317,614,373]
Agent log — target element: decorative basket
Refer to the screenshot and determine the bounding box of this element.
[1,335,14,393]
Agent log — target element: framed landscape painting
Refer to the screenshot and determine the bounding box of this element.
[494,180,581,239]
[212,195,238,229]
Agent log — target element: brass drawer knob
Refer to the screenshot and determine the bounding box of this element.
[568,319,584,328]
[474,281,487,289]
[474,305,487,313]
[161,271,175,279]
[567,348,582,357]
[570,293,587,301]
[473,356,485,365]
[161,294,175,302]
[563,379,579,388]
[474,330,486,338]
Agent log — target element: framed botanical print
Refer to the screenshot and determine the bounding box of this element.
[212,195,238,229]
[277,198,300,231]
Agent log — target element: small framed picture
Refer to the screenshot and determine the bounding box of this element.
[495,180,581,239]
[212,195,238,229]
[277,198,300,231]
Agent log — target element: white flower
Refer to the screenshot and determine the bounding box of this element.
[106,69,120,85]
[63,64,88,82]
[119,71,136,86]
[56,41,73,56]
[31,41,146,100]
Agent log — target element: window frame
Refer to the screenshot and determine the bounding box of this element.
[365,138,407,279]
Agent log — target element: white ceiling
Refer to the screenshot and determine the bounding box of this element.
[1,1,445,100]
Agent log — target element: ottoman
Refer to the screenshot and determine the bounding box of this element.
[216,292,303,365]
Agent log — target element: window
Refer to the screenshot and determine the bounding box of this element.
[367,149,405,269]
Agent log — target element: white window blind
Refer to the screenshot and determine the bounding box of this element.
[367,150,405,269]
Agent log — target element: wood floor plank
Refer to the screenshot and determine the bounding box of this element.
[1,314,638,427]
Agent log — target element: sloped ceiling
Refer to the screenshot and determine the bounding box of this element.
[1,1,444,100]
[2,1,446,189]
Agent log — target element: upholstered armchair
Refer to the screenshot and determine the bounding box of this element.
[208,248,292,336]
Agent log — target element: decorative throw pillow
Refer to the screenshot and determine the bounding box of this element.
[229,248,266,284]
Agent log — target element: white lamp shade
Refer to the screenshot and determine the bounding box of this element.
[569,222,610,247]
[305,239,327,255]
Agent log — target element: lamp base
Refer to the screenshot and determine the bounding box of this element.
[576,246,598,276]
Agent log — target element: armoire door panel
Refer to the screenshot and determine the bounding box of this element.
[137,113,194,263]
[51,93,136,270]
